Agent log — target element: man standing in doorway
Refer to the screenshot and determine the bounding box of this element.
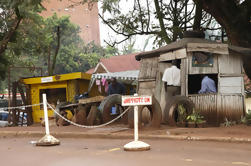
[162,60,181,97]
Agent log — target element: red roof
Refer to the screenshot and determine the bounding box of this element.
[86,68,95,74]
[100,53,140,72]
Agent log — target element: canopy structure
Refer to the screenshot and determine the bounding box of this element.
[88,70,139,92]
[91,70,139,81]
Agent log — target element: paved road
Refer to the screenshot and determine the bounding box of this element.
[0,138,250,166]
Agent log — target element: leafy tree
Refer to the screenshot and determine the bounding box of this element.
[0,0,43,79]
[98,0,196,46]
[38,14,119,75]
[5,13,119,76]
[192,0,251,79]
[78,43,119,71]
[79,0,251,79]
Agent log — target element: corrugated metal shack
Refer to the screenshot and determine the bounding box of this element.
[135,35,251,125]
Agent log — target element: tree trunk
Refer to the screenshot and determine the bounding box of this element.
[48,26,60,76]
[193,0,251,79]
[154,0,171,44]
[193,1,202,31]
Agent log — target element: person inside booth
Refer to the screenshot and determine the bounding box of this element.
[107,77,126,96]
[198,74,217,94]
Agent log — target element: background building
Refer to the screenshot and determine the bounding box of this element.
[41,0,100,45]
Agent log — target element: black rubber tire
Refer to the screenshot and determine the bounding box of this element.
[128,96,162,128]
[128,106,142,128]
[100,94,128,123]
[183,30,205,38]
[165,96,195,126]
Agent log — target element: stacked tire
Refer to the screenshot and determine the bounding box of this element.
[164,96,195,126]
[99,94,128,124]
[128,95,162,128]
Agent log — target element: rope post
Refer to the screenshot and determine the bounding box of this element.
[134,105,138,141]
[123,93,150,151]
[36,93,60,146]
[43,94,50,135]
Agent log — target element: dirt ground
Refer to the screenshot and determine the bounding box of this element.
[1,137,251,166]
[0,123,251,140]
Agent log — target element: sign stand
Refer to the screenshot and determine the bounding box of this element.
[36,94,60,146]
[123,94,151,151]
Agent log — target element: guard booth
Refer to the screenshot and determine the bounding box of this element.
[21,72,99,123]
[135,34,251,126]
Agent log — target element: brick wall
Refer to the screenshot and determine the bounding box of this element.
[41,0,100,45]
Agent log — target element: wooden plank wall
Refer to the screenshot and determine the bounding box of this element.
[159,48,187,61]
[218,52,242,74]
[217,94,244,123]
[138,57,159,96]
[219,77,243,94]
[138,81,156,96]
[187,43,229,54]
[138,57,159,80]
[189,94,244,125]
[218,51,244,95]
[189,94,217,125]
[181,58,187,96]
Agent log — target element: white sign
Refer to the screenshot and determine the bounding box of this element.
[41,77,53,83]
[122,95,152,106]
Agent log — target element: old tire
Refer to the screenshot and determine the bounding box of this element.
[128,96,162,128]
[100,94,128,123]
[128,107,142,128]
[183,30,205,38]
[87,105,98,126]
[165,96,195,126]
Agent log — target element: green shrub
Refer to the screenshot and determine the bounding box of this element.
[177,104,187,123]
[244,110,251,125]
[222,118,236,127]
[186,109,204,123]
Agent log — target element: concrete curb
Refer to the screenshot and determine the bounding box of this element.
[0,131,251,143]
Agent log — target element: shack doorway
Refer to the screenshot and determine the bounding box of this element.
[188,74,218,94]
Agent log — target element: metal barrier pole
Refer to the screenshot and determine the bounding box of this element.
[134,105,138,141]
[36,93,60,146]
[43,94,50,135]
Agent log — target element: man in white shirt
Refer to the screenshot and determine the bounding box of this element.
[162,60,181,97]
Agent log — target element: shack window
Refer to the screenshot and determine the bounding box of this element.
[39,88,66,107]
[188,74,218,94]
[192,52,213,67]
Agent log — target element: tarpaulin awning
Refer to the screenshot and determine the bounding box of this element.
[91,70,139,81]
[88,70,139,92]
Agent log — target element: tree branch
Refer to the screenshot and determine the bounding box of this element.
[0,17,22,56]
[154,0,171,43]
[49,26,60,76]
[193,0,203,30]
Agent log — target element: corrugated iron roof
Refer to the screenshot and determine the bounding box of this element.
[86,68,95,74]
[135,38,251,61]
[100,53,140,72]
